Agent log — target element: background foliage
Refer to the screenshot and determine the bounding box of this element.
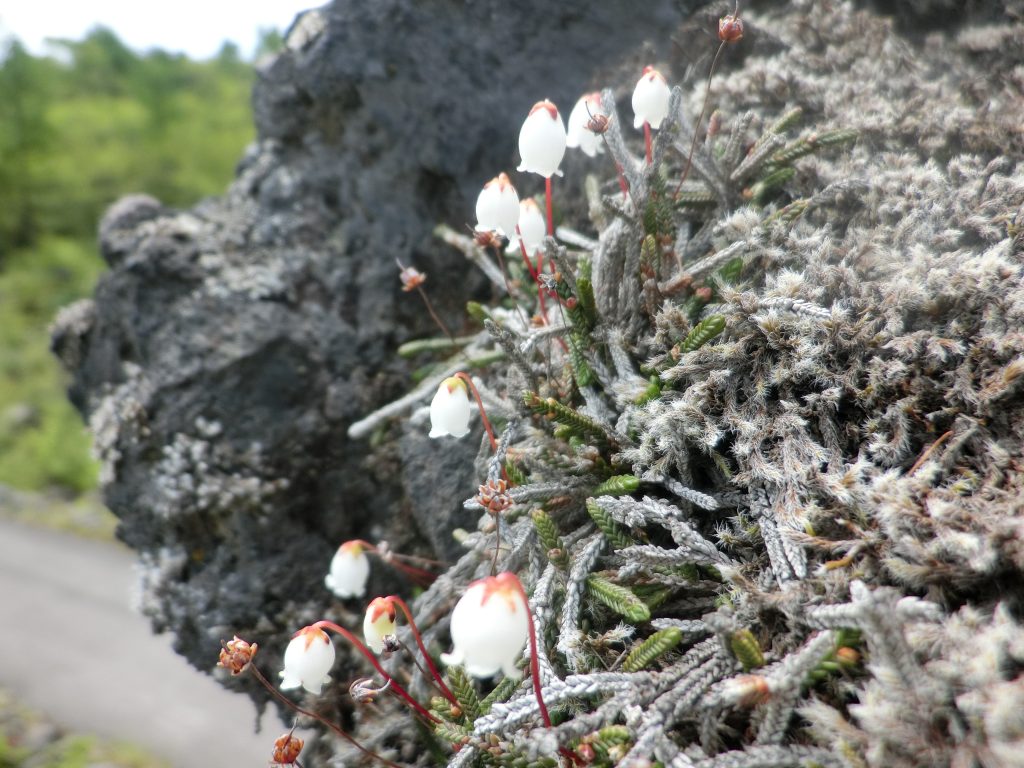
[0,28,267,493]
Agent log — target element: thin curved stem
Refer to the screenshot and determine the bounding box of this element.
[491,243,531,331]
[415,285,456,346]
[644,121,653,165]
[249,664,402,768]
[453,372,497,452]
[545,176,554,237]
[506,575,551,728]
[516,226,549,319]
[387,595,458,705]
[386,558,440,587]
[909,429,953,475]
[506,574,580,765]
[674,38,727,198]
[312,620,439,723]
[347,540,441,586]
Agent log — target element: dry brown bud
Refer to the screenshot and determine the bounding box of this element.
[475,478,513,515]
[836,646,861,667]
[218,635,258,675]
[473,229,503,249]
[586,112,610,135]
[271,732,304,765]
[349,676,392,704]
[719,14,744,43]
[398,263,427,292]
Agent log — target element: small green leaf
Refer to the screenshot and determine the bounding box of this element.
[586,574,650,622]
[593,474,640,497]
[623,628,684,672]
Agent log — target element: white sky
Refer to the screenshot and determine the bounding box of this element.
[0,1,318,59]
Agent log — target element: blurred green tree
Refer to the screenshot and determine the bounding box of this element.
[0,39,56,253]
[0,26,262,493]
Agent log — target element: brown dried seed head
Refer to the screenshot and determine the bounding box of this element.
[271,732,304,765]
[473,229,503,249]
[719,14,744,43]
[586,113,610,135]
[349,676,392,704]
[475,478,512,515]
[218,636,258,675]
[398,264,427,291]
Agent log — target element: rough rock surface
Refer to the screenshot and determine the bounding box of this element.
[50,0,686,723]
[53,0,1024,765]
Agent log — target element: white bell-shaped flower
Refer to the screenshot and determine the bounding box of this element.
[632,66,671,130]
[441,572,529,679]
[475,173,520,239]
[565,92,605,158]
[429,376,471,439]
[279,626,335,694]
[516,100,567,179]
[324,540,371,599]
[363,597,398,654]
[512,198,546,256]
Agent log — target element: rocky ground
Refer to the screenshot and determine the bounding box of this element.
[0,514,283,767]
[0,687,165,768]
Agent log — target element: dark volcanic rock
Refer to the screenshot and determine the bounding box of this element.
[51,0,687,720]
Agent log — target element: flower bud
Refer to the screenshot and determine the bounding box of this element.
[721,674,771,707]
[441,572,529,679]
[324,540,371,599]
[363,596,398,654]
[632,66,671,130]
[218,635,258,675]
[513,198,546,256]
[429,376,471,439]
[475,173,520,239]
[836,646,861,667]
[517,100,567,179]
[566,93,605,158]
[279,626,335,695]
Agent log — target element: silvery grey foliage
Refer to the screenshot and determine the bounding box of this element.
[338,2,1024,766]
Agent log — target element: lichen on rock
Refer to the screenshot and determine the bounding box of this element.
[52,0,1024,766]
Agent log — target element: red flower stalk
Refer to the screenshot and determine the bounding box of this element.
[312,619,439,724]
[247,664,401,768]
[376,595,458,705]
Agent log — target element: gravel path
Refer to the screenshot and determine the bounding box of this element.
[0,517,284,767]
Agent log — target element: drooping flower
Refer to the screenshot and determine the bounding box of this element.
[325,540,371,599]
[363,596,398,654]
[441,572,529,679]
[566,92,605,158]
[279,626,335,694]
[475,173,520,239]
[512,198,546,256]
[632,66,671,130]
[517,100,567,178]
[429,376,471,438]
